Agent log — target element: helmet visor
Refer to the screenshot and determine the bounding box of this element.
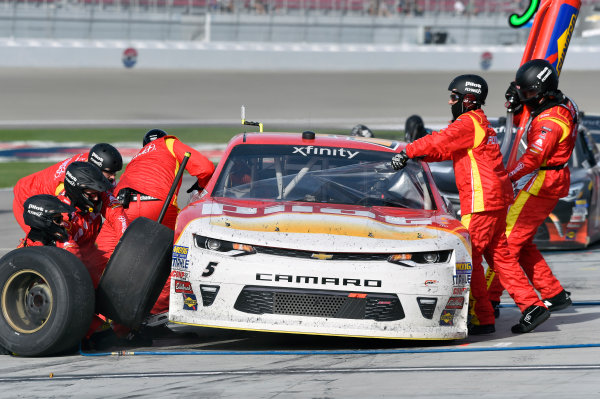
[517,86,539,101]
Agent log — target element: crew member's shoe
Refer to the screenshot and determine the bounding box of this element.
[491,301,500,319]
[511,305,550,333]
[543,290,572,312]
[468,323,496,335]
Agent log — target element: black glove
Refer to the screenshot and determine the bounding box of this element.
[117,188,132,209]
[505,81,522,113]
[391,151,410,170]
[186,180,202,193]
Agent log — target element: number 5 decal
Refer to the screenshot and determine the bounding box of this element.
[202,261,218,277]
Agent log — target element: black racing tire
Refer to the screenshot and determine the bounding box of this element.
[96,217,174,329]
[0,246,95,357]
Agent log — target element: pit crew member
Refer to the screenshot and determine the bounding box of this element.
[392,74,550,334]
[114,129,215,318]
[350,124,375,138]
[487,59,575,314]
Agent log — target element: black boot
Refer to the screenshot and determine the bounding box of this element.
[468,323,495,335]
[511,305,550,333]
[543,289,572,312]
[491,301,500,319]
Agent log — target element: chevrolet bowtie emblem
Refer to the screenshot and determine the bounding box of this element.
[311,253,333,260]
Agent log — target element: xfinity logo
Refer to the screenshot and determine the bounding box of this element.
[257,273,382,287]
[293,146,359,159]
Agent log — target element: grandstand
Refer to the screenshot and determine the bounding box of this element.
[0,0,598,44]
[0,0,540,15]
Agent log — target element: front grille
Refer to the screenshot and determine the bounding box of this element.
[255,246,389,261]
[234,286,404,321]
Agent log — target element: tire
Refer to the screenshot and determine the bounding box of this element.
[0,246,95,357]
[96,217,174,329]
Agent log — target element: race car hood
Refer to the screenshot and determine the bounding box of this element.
[176,198,469,253]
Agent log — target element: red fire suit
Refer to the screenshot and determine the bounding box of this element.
[13,153,88,233]
[405,109,544,326]
[487,99,578,302]
[114,135,215,314]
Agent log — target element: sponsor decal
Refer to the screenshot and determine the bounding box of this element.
[172,245,190,270]
[173,270,190,280]
[439,309,456,326]
[132,143,156,160]
[89,152,104,168]
[444,296,465,309]
[256,273,382,287]
[183,293,198,311]
[424,280,438,287]
[292,145,359,159]
[480,51,493,70]
[202,202,433,227]
[486,136,498,145]
[453,287,468,295]
[174,280,194,294]
[122,47,138,68]
[54,157,72,179]
[64,170,77,186]
[566,231,576,240]
[27,204,44,212]
[455,262,472,275]
[544,4,578,73]
[464,81,482,94]
[453,274,471,287]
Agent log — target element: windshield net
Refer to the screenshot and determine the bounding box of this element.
[212,145,435,210]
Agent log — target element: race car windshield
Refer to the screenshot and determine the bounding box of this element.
[212,145,435,210]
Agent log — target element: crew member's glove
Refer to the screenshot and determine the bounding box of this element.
[117,188,133,209]
[391,151,410,170]
[186,180,202,194]
[505,81,522,114]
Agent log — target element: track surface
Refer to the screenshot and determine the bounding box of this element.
[1,70,600,397]
[0,69,599,129]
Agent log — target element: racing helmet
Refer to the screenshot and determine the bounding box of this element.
[404,115,426,142]
[88,143,123,175]
[63,161,111,213]
[350,124,374,138]
[23,194,75,245]
[143,129,168,147]
[448,74,488,120]
[515,59,559,110]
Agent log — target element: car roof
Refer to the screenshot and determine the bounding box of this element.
[227,132,404,153]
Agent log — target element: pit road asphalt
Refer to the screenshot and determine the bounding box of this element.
[0,69,599,398]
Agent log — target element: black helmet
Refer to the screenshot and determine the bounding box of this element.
[64,162,111,213]
[88,143,123,175]
[143,129,168,147]
[350,124,374,138]
[515,59,559,110]
[23,194,75,245]
[448,74,488,120]
[404,115,426,142]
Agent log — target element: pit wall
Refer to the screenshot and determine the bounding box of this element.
[1,39,599,71]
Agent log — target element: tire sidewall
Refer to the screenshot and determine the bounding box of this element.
[0,246,95,356]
